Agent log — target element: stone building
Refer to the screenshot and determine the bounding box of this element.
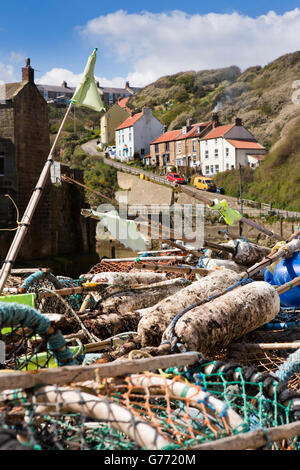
[0,59,96,266]
[100,97,130,146]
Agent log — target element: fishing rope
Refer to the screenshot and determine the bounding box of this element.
[0,303,81,366]
[0,194,26,232]
[275,348,300,383]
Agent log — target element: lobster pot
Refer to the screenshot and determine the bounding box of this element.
[223,240,271,266]
[162,281,280,356]
[137,269,242,347]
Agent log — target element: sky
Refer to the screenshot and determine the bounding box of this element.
[1,0,300,88]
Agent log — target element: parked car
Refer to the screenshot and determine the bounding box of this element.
[193,176,216,192]
[216,186,225,195]
[105,145,116,158]
[166,173,186,184]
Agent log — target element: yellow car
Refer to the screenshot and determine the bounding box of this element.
[193,176,217,192]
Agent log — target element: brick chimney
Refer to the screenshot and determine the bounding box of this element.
[22,58,34,83]
[142,106,152,117]
[211,112,219,129]
[234,116,243,126]
[62,81,67,88]
[186,118,192,130]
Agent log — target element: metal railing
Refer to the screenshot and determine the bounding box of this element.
[100,155,300,221]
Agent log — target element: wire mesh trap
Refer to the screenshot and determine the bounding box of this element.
[0,354,300,450]
[1,266,300,450]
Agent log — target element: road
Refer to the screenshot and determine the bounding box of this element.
[81,140,241,208]
[81,140,300,219]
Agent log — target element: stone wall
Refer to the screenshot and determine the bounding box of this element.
[0,83,97,263]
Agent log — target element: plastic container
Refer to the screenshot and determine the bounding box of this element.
[271,251,300,307]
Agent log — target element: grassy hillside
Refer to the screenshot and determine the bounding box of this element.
[213,117,300,212]
[49,105,119,206]
[127,66,241,129]
[128,51,300,150]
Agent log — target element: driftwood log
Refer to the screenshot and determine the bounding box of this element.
[100,278,189,314]
[223,239,271,266]
[83,311,141,340]
[162,281,280,356]
[91,271,168,287]
[137,269,242,347]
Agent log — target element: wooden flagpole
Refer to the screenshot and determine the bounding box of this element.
[0,102,73,293]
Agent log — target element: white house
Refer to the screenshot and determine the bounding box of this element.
[199,117,265,176]
[115,107,163,162]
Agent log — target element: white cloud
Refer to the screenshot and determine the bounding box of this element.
[78,8,300,86]
[36,67,126,88]
[0,62,16,84]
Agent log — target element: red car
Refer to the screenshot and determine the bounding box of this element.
[167,173,186,184]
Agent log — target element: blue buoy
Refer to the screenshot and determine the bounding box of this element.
[263,267,275,285]
[269,251,300,307]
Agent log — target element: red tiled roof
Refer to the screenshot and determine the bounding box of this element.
[175,122,211,140]
[202,124,235,140]
[118,97,129,109]
[151,129,182,144]
[226,139,264,150]
[115,112,143,131]
[185,122,211,139]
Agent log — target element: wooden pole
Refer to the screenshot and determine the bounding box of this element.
[0,352,199,391]
[0,103,74,294]
[179,186,282,241]
[190,421,300,450]
[229,342,300,352]
[136,262,211,276]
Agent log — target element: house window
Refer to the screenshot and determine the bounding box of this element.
[155,144,159,153]
[129,129,132,142]
[226,163,229,170]
[0,152,4,176]
[210,165,214,173]
[214,149,218,158]
[141,148,145,156]
[215,139,218,145]
[165,142,169,151]
[205,150,209,159]
[177,141,181,154]
[226,148,229,157]
[192,140,196,153]
[215,164,219,173]
[205,165,210,174]
[166,154,170,163]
